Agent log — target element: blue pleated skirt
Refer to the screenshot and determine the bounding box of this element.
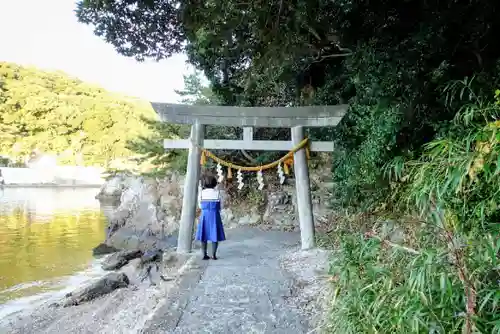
[195,201,226,242]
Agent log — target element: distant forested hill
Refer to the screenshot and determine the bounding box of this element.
[0,61,157,167]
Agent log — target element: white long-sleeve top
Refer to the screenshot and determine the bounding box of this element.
[197,188,224,209]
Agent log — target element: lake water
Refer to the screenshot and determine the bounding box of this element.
[0,187,112,317]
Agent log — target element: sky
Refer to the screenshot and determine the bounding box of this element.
[0,0,192,103]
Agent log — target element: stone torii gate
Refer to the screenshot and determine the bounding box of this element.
[150,103,347,253]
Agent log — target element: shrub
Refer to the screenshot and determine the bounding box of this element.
[327,84,500,333]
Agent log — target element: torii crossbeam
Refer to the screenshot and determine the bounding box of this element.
[151,103,348,253]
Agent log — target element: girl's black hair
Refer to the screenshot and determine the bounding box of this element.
[201,173,217,189]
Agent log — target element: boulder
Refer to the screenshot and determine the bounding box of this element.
[141,248,163,264]
[237,210,261,225]
[92,243,119,256]
[262,190,297,229]
[63,272,129,307]
[95,175,126,200]
[137,248,166,285]
[220,208,235,224]
[97,174,182,252]
[104,229,177,252]
[101,249,142,271]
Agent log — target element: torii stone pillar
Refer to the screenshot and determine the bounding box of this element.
[151,103,347,253]
[177,122,204,253]
[291,125,315,248]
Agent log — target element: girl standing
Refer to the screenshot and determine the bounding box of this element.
[195,174,226,260]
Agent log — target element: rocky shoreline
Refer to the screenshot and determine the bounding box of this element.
[0,250,197,333]
[0,168,335,333]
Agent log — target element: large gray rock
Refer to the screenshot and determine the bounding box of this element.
[101,249,142,271]
[220,208,235,226]
[92,243,118,256]
[63,272,129,307]
[263,190,297,230]
[104,229,178,253]
[95,175,127,200]
[97,174,183,252]
[237,210,261,225]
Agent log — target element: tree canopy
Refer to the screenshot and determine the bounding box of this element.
[0,62,156,166]
[77,0,500,204]
[76,0,500,102]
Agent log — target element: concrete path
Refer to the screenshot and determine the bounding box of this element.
[142,228,310,334]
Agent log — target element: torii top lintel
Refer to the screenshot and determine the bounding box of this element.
[151,103,348,127]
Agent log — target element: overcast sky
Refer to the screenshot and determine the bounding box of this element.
[0,0,192,103]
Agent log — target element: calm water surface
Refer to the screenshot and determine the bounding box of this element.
[0,187,110,309]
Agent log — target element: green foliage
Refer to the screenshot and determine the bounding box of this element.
[76,0,183,61]
[385,80,500,224]
[330,43,500,209]
[132,70,295,173]
[126,116,189,175]
[175,71,220,106]
[328,89,500,333]
[0,62,156,167]
[0,156,9,167]
[123,71,210,175]
[76,0,345,106]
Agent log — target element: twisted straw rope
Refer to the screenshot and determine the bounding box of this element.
[198,137,310,171]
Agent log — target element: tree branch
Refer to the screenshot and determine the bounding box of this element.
[240,149,259,165]
[311,52,353,63]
